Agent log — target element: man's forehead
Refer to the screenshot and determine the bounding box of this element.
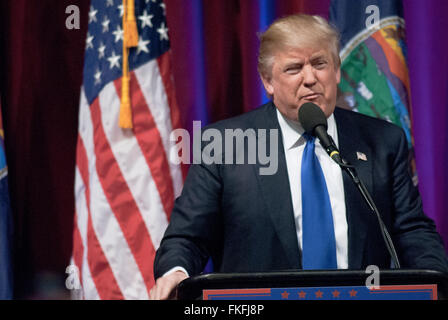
[276,47,331,60]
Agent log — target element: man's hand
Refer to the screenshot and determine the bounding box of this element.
[150,270,188,300]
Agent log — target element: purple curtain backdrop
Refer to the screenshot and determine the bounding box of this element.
[0,0,446,298]
[404,0,448,246]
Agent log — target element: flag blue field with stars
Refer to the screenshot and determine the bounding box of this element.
[83,0,170,105]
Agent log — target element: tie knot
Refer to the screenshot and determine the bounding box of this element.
[303,133,315,143]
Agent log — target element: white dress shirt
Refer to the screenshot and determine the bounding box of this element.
[276,109,348,269]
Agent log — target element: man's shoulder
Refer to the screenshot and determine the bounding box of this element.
[334,107,407,152]
[334,106,404,134]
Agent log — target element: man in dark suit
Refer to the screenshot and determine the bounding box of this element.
[150,14,448,300]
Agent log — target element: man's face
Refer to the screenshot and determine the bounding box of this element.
[261,46,341,121]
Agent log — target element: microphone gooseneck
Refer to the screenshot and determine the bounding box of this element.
[298,102,401,269]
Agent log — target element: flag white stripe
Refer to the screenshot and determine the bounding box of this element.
[80,256,98,300]
[74,167,100,300]
[98,82,169,249]
[89,161,149,299]
[78,90,148,300]
[77,90,101,299]
[69,257,86,300]
[135,61,183,199]
[78,89,97,181]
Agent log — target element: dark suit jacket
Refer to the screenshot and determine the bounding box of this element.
[154,102,448,279]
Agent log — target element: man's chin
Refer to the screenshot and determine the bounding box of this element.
[299,101,335,118]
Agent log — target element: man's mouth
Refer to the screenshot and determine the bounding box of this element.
[302,93,321,101]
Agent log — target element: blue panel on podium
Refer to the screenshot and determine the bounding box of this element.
[203,284,437,300]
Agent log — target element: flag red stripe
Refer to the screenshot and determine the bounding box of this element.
[72,211,84,286]
[87,212,124,299]
[157,52,182,131]
[76,133,124,299]
[113,77,175,219]
[76,134,90,190]
[157,52,189,180]
[89,98,156,293]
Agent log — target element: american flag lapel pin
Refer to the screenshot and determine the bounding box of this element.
[356,151,367,161]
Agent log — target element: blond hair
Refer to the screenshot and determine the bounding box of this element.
[258,14,341,79]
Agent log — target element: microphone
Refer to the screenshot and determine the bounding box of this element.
[297,102,401,269]
[298,102,342,164]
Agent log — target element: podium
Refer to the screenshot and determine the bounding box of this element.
[177,269,448,300]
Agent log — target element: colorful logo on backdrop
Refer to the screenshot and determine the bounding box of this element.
[336,16,417,182]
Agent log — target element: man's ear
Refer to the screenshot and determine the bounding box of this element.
[336,67,341,85]
[260,74,274,96]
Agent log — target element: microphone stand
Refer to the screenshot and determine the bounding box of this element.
[336,157,401,269]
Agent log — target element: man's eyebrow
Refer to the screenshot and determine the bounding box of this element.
[310,53,328,61]
[283,61,303,68]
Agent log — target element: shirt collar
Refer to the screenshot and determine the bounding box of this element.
[276,108,338,150]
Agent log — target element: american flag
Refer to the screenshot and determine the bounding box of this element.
[72,0,183,299]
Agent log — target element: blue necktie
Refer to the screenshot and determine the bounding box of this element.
[301,134,337,269]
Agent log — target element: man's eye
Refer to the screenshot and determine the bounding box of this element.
[285,67,301,74]
[314,61,327,69]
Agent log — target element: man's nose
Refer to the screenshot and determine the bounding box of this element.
[303,65,317,87]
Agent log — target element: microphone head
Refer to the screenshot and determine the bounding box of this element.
[298,102,328,136]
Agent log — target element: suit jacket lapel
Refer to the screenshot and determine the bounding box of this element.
[334,108,372,269]
[252,103,302,269]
